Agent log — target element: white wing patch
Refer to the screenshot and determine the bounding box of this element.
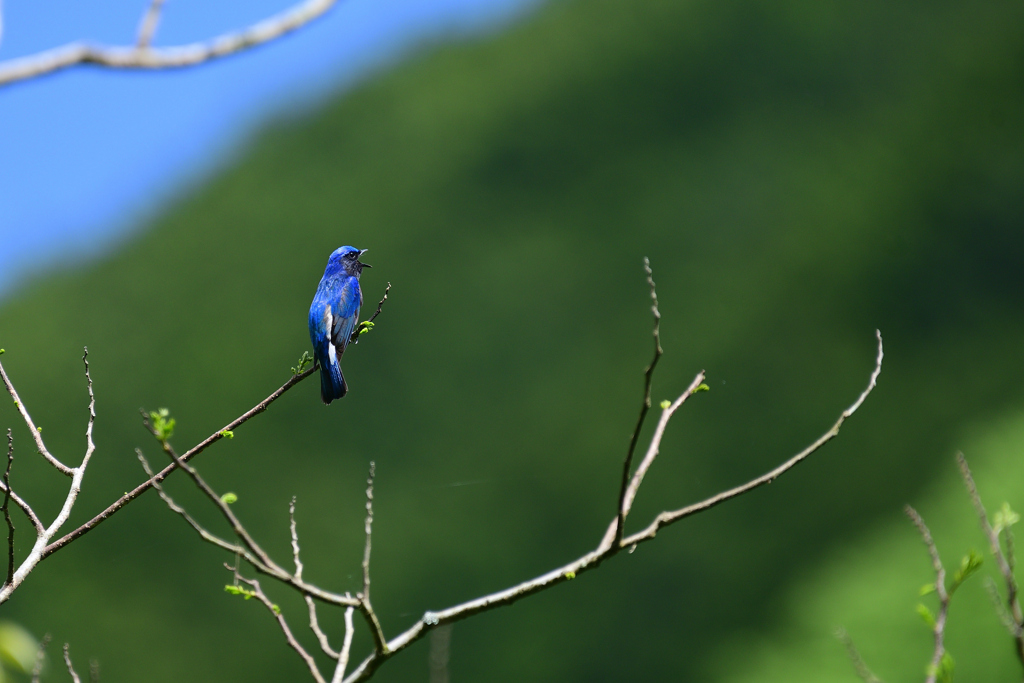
[328,342,337,365]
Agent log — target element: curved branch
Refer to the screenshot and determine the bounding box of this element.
[341,331,884,682]
[0,0,340,87]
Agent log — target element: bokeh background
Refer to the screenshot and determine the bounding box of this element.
[1,0,1024,680]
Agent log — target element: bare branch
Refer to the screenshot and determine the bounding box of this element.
[4,429,14,586]
[836,627,883,683]
[350,283,391,345]
[290,496,304,580]
[63,643,82,683]
[42,364,318,559]
[341,331,883,682]
[30,633,49,683]
[0,0,341,87]
[332,606,356,683]
[0,349,101,603]
[362,463,375,601]
[238,575,327,683]
[359,461,388,654]
[621,329,883,547]
[0,357,74,475]
[307,595,340,658]
[137,0,167,49]
[905,505,948,683]
[615,257,663,547]
[137,449,249,557]
[958,453,1024,667]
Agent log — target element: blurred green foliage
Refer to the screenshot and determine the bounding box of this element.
[0,0,1022,680]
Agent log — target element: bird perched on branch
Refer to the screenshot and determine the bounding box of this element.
[308,246,371,404]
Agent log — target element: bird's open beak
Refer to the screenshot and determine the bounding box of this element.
[358,248,372,267]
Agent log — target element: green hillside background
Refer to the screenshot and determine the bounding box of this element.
[2,0,1023,680]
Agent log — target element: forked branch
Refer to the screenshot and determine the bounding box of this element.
[150,262,882,683]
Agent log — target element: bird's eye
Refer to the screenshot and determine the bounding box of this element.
[345,252,356,259]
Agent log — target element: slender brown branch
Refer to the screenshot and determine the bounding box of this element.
[0,0,341,87]
[958,453,1024,667]
[615,258,663,546]
[350,283,391,345]
[42,364,317,559]
[3,429,14,586]
[0,358,73,475]
[63,643,82,683]
[905,505,947,683]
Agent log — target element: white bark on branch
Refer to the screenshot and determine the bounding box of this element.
[0,0,341,87]
[0,349,97,603]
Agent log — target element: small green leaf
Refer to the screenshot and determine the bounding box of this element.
[691,383,710,394]
[224,585,256,600]
[149,408,176,442]
[564,571,576,580]
[937,651,955,683]
[291,350,315,374]
[221,492,238,505]
[917,603,936,628]
[0,349,5,355]
[950,550,983,594]
[994,502,1020,534]
[36,427,41,432]
[272,604,281,615]
[220,429,234,439]
[660,400,671,409]
[920,583,936,596]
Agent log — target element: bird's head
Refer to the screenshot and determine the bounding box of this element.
[329,245,371,277]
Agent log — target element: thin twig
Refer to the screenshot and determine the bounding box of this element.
[4,429,14,586]
[63,643,82,683]
[0,350,100,603]
[620,330,883,547]
[136,0,166,48]
[836,627,883,683]
[0,0,341,87]
[615,258,663,546]
[31,633,50,683]
[350,283,391,345]
[239,575,326,683]
[332,606,356,683]
[290,496,304,580]
[46,282,389,558]
[307,595,340,658]
[958,453,1024,667]
[42,364,317,559]
[341,332,885,683]
[362,462,374,602]
[905,505,947,683]
[359,461,388,654]
[0,358,73,475]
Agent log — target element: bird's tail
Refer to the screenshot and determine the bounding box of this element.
[319,353,348,404]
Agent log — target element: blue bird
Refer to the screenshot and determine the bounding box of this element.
[308,246,371,404]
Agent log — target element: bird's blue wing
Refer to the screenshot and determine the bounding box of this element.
[328,276,362,353]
